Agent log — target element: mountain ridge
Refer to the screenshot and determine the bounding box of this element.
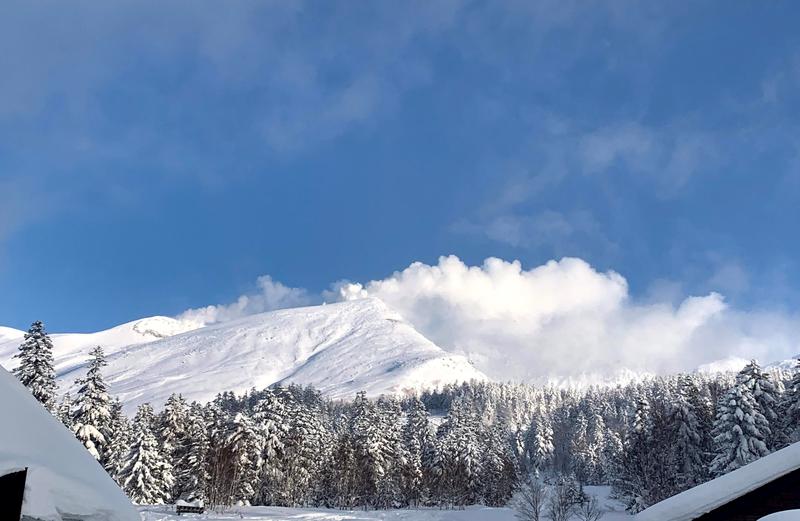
[0,298,486,412]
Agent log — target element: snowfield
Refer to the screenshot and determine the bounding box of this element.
[138,487,631,521]
[0,298,486,411]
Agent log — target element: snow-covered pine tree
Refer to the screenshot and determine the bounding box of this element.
[570,411,591,484]
[104,398,132,484]
[524,410,554,477]
[225,412,262,505]
[479,423,518,506]
[374,396,404,508]
[585,408,607,485]
[350,391,384,507]
[158,393,188,467]
[56,392,73,430]
[71,346,112,463]
[252,388,288,505]
[119,403,175,504]
[615,395,655,513]
[709,373,771,476]
[782,359,800,443]
[436,396,482,506]
[400,396,431,506]
[738,359,781,449]
[671,375,709,488]
[174,404,210,502]
[13,320,57,411]
[281,400,327,507]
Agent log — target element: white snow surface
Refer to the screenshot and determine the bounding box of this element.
[138,486,631,520]
[760,512,800,521]
[1,298,486,412]
[0,366,138,521]
[636,441,800,521]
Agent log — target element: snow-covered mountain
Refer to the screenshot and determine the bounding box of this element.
[0,298,486,411]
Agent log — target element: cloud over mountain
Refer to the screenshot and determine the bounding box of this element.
[182,255,800,381]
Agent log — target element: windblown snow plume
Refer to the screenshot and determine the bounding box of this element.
[179,275,314,326]
[329,256,800,381]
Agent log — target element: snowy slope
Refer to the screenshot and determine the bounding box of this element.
[0,315,200,383]
[1,299,486,411]
[0,366,138,521]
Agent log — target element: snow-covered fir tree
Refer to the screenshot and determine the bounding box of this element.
[119,403,175,504]
[782,359,800,443]
[670,375,709,488]
[738,359,781,449]
[524,409,554,477]
[71,345,112,463]
[174,404,210,502]
[280,400,327,507]
[400,397,431,506]
[709,368,771,476]
[435,396,482,506]
[252,389,288,505]
[105,398,132,484]
[158,393,188,467]
[56,392,73,430]
[13,320,57,411]
[350,391,386,508]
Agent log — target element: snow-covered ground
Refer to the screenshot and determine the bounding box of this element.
[0,298,486,412]
[139,487,630,521]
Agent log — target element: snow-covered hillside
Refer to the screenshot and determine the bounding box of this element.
[0,298,486,411]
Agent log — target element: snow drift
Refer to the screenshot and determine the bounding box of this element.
[0,366,138,521]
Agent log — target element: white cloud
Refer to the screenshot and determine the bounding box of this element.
[178,275,314,326]
[332,256,800,380]
[178,256,800,381]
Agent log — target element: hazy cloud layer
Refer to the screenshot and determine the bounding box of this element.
[180,256,800,381]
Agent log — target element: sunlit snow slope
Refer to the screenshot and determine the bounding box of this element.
[0,298,486,411]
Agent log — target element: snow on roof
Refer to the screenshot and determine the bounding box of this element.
[0,367,138,521]
[759,512,800,521]
[636,442,800,521]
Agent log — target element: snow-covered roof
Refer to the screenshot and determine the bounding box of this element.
[636,442,800,521]
[0,366,138,521]
[760,512,800,521]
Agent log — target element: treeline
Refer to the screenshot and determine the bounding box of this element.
[11,320,800,512]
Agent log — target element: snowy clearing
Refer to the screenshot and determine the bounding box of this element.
[138,487,631,521]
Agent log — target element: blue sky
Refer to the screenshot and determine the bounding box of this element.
[2,1,800,333]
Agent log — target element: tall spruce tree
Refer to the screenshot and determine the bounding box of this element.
[72,346,112,462]
[401,397,431,506]
[174,404,210,502]
[56,392,73,430]
[525,411,554,477]
[105,398,132,484]
[14,320,57,411]
[738,360,781,449]
[158,393,188,466]
[710,372,770,476]
[671,375,709,489]
[782,359,800,443]
[119,403,175,504]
